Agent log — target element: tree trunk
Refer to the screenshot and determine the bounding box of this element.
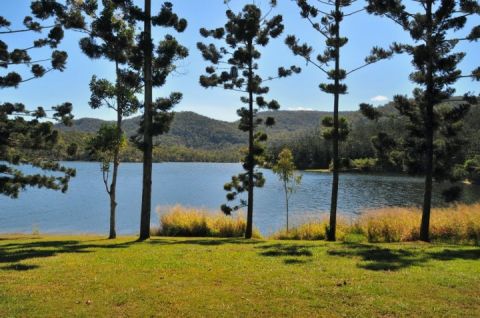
[108,61,122,240]
[420,0,434,242]
[139,0,153,241]
[284,181,289,233]
[109,189,117,239]
[328,0,341,242]
[245,39,254,239]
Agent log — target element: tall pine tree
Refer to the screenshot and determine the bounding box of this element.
[126,1,188,240]
[363,0,480,241]
[0,1,80,198]
[197,1,300,239]
[286,0,392,240]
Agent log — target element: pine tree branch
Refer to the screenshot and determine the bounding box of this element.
[344,8,366,17]
[302,56,329,74]
[305,16,331,39]
[347,59,381,75]
[4,58,51,65]
[19,68,54,83]
[0,25,56,34]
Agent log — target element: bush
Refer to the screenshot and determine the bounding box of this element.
[151,205,262,238]
[351,158,378,172]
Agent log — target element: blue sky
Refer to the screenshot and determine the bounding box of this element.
[2,0,479,122]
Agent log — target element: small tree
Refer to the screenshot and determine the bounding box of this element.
[364,0,480,242]
[272,148,302,233]
[197,1,300,238]
[88,124,127,235]
[76,0,141,239]
[286,0,393,241]
[0,2,79,198]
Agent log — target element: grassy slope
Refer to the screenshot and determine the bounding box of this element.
[0,236,479,318]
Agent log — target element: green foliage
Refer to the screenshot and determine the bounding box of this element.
[87,124,127,164]
[321,116,350,141]
[462,155,480,185]
[272,148,302,231]
[0,2,77,198]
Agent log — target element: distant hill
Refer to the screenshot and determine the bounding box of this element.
[58,100,480,151]
[53,101,480,164]
[56,108,381,149]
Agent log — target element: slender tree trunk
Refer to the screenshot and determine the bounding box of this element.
[328,0,341,242]
[139,0,153,241]
[284,181,289,233]
[420,1,434,242]
[245,39,254,239]
[109,178,117,239]
[108,61,122,240]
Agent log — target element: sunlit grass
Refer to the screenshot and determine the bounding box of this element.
[0,235,479,317]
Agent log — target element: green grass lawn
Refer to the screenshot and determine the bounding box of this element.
[0,236,479,317]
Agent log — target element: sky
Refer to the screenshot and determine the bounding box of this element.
[1,0,479,122]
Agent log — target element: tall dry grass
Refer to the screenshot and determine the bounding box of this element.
[358,203,480,243]
[150,205,262,238]
[271,215,353,241]
[271,203,480,244]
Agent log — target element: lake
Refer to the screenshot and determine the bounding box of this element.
[1,162,480,235]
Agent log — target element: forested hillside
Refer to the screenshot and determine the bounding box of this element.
[55,103,480,167]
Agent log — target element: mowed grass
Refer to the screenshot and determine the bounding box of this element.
[0,235,479,317]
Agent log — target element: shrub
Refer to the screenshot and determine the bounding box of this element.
[151,205,262,238]
[351,158,378,172]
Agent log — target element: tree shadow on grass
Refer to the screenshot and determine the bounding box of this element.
[256,243,313,265]
[327,243,480,271]
[0,237,261,271]
[1,264,39,271]
[284,258,311,265]
[0,239,136,272]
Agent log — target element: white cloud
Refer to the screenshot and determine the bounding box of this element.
[370,95,390,103]
[287,107,314,111]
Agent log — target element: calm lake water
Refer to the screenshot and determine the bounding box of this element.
[1,162,480,235]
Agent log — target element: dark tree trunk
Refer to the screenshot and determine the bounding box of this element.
[109,185,117,239]
[420,0,434,242]
[139,0,153,241]
[328,0,341,242]
[245,39,254,239]
[108,61,122,240]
